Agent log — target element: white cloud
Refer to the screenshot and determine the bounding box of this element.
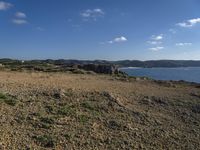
[12,12,28,25]
[15,12,26,18]
[113,36,127,42]
[108,36,127,44]
[151,34,163,41]
[147,34,163,49]
[177,18,200,28]
[93,8,104,14]
[149,47,164,51]
[12,19,28,25]
[176,43,192,46]
[0,1,12,10]
[81,8,105,21]
[101,36,128,44]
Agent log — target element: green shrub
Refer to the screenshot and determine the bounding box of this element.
[0,93,7,99]
[81,102,94,111]
[0,92,17,106]
[34,135,55,148]
[64,133,71,140]
[58,105,76,116]
[4,98,17,106]
[77,115,89,124]
[40,117,55,124]
[45,105,54,113]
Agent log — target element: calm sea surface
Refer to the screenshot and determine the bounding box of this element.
[120,67,200,83]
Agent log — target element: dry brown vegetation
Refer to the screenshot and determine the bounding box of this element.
[0,71,200,149]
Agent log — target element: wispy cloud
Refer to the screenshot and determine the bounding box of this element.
[15,12,26,18]
[147,34,164,51]
[177,18,200,28]
[81,8,105,21]
[12,19,28,25]
[149,47,164,51]
[0,1,12,10]
[176,43,192,46]
[147,41,162,45]
[101,36,128,44]
[151,34,163,41]
[108,36,128,44]
[12,11,28,25]
[148,34,164,51]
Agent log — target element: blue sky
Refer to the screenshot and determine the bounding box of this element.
[0,0,200,60]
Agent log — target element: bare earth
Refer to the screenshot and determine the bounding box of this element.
[0,71,200,149]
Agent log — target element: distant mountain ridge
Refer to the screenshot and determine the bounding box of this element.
[1,59,200,68]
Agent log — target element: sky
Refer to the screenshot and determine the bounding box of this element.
[0,0,200,60]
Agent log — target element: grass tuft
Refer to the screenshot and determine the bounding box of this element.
[57,105,76,116]
[0,92,17,106]
[77,115,89,124]
[81,101,94,111]
[0,93,7,99]
[40,117,55,124]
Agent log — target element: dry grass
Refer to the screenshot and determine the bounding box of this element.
[0,71,200,149]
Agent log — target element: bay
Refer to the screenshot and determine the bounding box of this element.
[120,67,200,83]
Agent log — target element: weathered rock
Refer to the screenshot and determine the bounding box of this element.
[78,64,119,74]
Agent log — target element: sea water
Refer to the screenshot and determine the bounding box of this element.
[120,67,200,83]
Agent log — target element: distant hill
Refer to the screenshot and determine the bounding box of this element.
[1,59,200,68]
[113,60,200,68]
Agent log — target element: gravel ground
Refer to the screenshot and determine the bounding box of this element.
[0,71,200,149]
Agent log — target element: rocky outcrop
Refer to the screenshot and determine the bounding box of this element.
[78,64,120,74]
